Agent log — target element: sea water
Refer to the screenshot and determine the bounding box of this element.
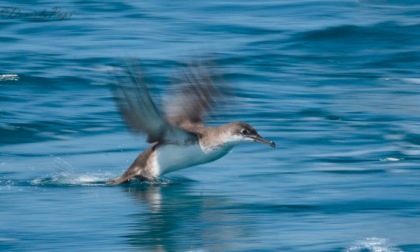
[1,0,419,251]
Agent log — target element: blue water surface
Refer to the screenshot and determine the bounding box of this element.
[1,0,420,251]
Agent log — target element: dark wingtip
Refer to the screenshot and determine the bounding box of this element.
[269,141,276,148]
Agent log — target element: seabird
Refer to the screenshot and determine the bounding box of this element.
[107,60,275,185]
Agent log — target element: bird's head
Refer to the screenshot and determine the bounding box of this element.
[223,122,276,148]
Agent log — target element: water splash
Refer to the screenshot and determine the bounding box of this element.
[346,237,403,252]
[22,155,111,186]
[30,172,113,187]
[28,173,186,187]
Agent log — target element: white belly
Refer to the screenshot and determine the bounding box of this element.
[154,143,232,175]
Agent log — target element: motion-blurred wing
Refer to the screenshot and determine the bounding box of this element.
[112,61,197,144]
[164,61,223,130]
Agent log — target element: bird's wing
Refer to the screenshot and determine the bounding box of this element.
[111,61,198,144]
[164,61,223,130]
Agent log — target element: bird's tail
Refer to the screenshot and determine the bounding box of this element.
[106,176,128,185]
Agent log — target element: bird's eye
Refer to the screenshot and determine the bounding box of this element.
[240,129,249,135]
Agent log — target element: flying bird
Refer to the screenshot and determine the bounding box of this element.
[108,60,275,185]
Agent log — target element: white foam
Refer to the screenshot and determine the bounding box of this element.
[379,157,403,162]
[346,237,403,252]
[0,74,19,81]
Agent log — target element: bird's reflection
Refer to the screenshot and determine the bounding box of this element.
[120,178,249,251]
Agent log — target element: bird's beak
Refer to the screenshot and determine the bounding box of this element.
[249,134,276,148]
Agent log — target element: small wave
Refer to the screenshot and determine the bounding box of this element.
[358,0,420,6]
[402,78,420,85]
[345,237,403,252]
[380,157,403,162]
